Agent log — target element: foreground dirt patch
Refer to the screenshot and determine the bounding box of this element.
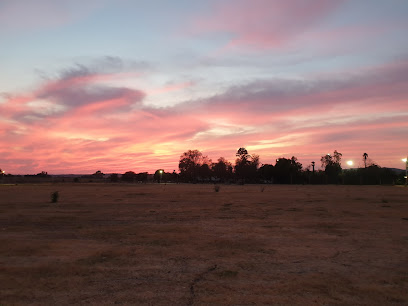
[1,184,408,305]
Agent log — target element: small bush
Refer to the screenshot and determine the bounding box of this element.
[214,185,220,192]
[51,191,59,203]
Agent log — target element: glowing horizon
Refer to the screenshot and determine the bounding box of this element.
[1,0,407,174]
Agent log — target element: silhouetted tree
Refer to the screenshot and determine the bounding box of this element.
[92,170,104,179]
[344,165,397,185]
[172,170,179,183]
[179,150,211,182]
[361,164,381,184]
[274,157,302,184]
[212,157,233,182]
[135,172,148,183]
[378,167,397,185]
[359,154,380,184]
[234,148,259,183]
[363,153,368,168]
[258,164,274,182]
[236,147,250,160]
[321,151,342,184]
[109,173,119,182]
[36,171,49,178]
[343,169,359,185]
[198,164,212,181]
[121,171,136,182]
[248,154,260,182]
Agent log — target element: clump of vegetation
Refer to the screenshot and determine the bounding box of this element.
[51,191,59,203]
[214,185,220,192]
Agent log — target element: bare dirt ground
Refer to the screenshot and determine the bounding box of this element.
[1,183,408,305]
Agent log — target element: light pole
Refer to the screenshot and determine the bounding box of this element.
[403,158,408,186]
[159,169,163,184]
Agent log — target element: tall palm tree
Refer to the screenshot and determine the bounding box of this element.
[363,153,368,168]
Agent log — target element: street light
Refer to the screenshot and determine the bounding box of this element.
[403,158,408,186]
[159,169,163,183]
[346,160,353,167]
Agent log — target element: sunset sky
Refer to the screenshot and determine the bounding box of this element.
[1,0,407,174]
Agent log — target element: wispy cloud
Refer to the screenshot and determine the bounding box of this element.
[1,54,407,173]
[190,0,346,51]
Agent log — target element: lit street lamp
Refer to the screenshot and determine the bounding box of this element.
[159,169,163,183]
[403,158,408,186]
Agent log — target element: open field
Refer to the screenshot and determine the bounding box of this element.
[1,183,408,305]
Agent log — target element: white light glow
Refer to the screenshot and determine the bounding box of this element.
[346,160,353,166]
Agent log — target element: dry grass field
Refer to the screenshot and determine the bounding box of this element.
[1,183,408,305]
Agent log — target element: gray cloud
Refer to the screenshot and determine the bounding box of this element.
[39,85,144,109]
[10,59,147,123]
[160,58,408,117]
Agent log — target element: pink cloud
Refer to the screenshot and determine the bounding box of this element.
[191,0,346,50]
[0,57,407,174]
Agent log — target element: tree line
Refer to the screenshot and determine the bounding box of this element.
[175,148,402,185]
[0,148,404,185]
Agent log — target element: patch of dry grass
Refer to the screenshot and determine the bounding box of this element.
[1,183,408,304]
